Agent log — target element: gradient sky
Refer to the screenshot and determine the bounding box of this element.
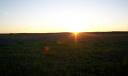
[0,0,128,33]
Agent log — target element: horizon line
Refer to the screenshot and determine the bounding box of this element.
[0,31,128,34]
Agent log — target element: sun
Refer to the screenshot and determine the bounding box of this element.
[72,32,80,36]
[69,26,84,35]
[69,26,82,38]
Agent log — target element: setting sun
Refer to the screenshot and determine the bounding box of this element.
[73,31,80,37]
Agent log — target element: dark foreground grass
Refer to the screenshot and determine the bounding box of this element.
[0,32,128,76]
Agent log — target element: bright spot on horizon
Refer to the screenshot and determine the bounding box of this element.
[72,29,80,42]
[71,26,81,37]
[73,32,79,36]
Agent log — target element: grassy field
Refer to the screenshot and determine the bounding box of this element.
[0,32,128,76]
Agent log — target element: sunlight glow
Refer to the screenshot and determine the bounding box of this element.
[72,31,79,44]
[73,32,79,36]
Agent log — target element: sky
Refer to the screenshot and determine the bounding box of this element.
[0,0,128,33]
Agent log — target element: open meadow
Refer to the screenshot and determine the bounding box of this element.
[0,32,128,76]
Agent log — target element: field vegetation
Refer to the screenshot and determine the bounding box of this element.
[0,32,128,76]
